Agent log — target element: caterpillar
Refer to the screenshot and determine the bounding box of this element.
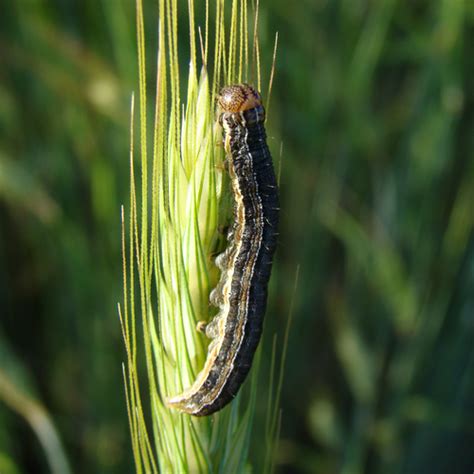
[166,84,279,416]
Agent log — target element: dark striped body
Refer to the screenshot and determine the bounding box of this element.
[167,85,279,416]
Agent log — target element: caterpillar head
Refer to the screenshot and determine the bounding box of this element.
[218,84,262,113]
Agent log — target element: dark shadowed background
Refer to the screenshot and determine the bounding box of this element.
[1,1,473,473]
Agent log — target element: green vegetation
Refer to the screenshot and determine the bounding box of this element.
[120,1,279,472]
[1,0,473,473]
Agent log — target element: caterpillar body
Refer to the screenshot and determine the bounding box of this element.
[167,84,279,416]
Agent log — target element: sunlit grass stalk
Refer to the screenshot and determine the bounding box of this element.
[119,0,281,471]
[0,368,72,474]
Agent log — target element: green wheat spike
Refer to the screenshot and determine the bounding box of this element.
[119,1,284,472]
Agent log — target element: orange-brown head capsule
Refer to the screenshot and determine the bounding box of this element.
[218,84,262,113]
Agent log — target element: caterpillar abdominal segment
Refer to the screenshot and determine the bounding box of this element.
[166,84,279,416]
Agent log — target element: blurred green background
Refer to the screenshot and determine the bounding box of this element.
[1,1,473,473]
